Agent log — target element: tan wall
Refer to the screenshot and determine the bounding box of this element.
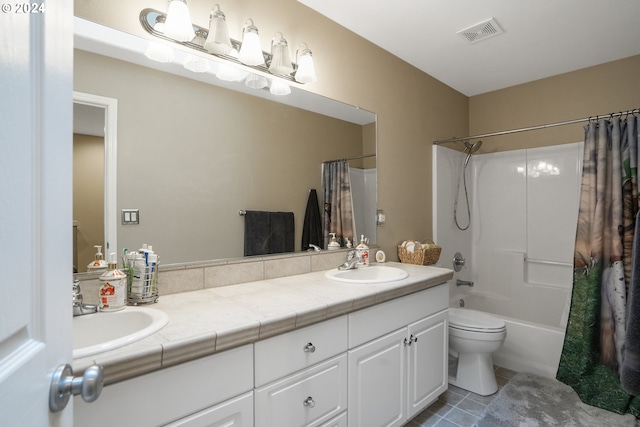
[74,0,469,260]
[73,133,104,271]
[469,55,640,153]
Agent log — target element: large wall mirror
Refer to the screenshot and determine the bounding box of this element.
[73,19,377,272]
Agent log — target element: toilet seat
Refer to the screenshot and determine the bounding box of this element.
[449,308,506,333]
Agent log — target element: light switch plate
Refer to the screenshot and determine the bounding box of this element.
[122,209,139,225]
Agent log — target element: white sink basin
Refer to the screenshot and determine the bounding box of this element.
[73,306,168,358]
[325,265,409,284]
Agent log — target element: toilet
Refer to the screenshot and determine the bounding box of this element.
[448,307,507,396]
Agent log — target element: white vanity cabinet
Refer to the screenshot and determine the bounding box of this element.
[254,316,349,427]
[347,285,448,427]
[73,344,254,427]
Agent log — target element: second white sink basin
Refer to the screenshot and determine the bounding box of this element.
[73,306,168,359]
[325,265,409,284]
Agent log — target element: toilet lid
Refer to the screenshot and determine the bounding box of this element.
[449,308,506,333]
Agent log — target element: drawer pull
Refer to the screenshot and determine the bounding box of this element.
[303,342,316,353]
[303,396,316,408]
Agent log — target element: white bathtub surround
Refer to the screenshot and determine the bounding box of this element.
[434,142,583,378]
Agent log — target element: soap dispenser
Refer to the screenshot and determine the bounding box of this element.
[87,245,108,272]
[356,235,370,267]
[328,233,341,250]
[99,252,127,311]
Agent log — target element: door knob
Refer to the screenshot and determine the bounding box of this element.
[49,363,104,413]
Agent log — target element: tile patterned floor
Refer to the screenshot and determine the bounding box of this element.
[405,366,518,427]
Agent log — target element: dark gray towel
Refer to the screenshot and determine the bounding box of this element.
[243,211,294,256]
[621,210,640,395]
[302,189,323,251]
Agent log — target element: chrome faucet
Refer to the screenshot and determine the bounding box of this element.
[456,279,474,287]
[338,250,359,270]
[73,279,98,316]
[307,244,321,252]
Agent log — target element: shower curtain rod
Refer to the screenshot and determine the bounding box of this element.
[323,153,376,163]
[433,108,640,145]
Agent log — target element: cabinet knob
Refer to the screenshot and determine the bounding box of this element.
[410,334,418,344]
[303,342,316,353]
[303,396,316,408]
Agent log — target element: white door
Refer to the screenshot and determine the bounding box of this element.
[407,311,448,419]
[0,1,74,425]
[348,328,407,427]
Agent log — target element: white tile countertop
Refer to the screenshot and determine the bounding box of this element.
[73,262,453,384]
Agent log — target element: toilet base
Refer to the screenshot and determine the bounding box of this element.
[448,352,498,396]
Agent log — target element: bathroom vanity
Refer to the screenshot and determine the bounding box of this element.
[73,262,451,427]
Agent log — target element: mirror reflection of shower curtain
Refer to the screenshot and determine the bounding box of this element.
[322,160,355,248]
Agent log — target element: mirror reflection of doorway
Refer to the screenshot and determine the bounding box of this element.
[73,103,105,272]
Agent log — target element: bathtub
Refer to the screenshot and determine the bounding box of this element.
[450,293,566,379]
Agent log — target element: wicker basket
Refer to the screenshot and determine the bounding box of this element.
[397,240,442,266]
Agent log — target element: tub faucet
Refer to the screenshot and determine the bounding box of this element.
[73,279,98,316]
[338,250,359,270]
[456,279,474,287]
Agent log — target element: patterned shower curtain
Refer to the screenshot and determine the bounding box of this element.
[322,160,355,248]
[558,115,640,416]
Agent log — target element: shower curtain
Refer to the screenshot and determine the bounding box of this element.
[322,160,355,248]
[558,115,640,416]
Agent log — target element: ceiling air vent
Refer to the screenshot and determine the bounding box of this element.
[457,18,504,44]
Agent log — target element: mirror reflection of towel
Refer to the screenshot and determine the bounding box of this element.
[244,211,294,256]
[302,189,323,250]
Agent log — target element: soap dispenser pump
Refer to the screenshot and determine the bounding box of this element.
[328,233,341,250]
[356,235,370,267]
[99,252,127,312]
[87,245,108,272]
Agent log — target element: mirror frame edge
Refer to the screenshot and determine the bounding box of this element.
[73,91,118,259]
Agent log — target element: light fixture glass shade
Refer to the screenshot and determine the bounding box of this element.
[215,49,247,81]
[269,32,293,76]
[295,43,317,83]
[145,41,175,63]
[238,20,265,66]
[184,30,210,72]
[269,80,291,96]
[204,4,232,55]
[245,73,268,89]
[164,0,195,42]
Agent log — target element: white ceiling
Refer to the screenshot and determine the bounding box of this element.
[298,0,640,96]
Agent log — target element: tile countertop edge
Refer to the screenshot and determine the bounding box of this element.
[72,262,453,384]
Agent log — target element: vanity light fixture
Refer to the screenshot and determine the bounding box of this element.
[295,43,317,83]
[238,19,266,67]
[183,30,210,73]
[140,8,318,96]
[268,32,294,76]
[163,0,195,42]
[144,15,175,62]
[204,4,232,55]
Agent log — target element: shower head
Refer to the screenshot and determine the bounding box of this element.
[463,140,483,154]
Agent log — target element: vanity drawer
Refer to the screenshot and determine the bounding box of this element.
[255,315,348,387]
[349,284,448,348]
[255,354,347,427]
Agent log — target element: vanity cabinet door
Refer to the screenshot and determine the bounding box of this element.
[347,328,407,427]
[407,310,448,419]
[164,391,253,427]
[255,354,347,427]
